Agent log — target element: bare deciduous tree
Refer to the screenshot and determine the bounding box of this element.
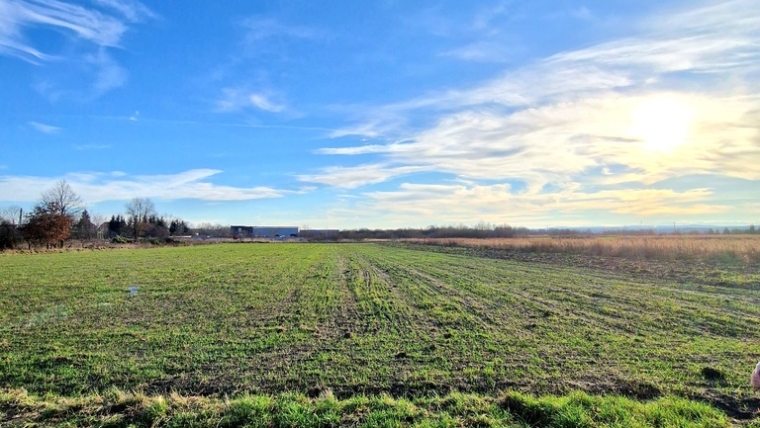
[25,181,85,248]
[0,206,23,226]
[41,180,83,219]
[125,198,156,240]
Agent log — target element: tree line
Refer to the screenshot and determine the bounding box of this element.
[0,181,190,250]
[2,181,757,250]
[329,224,759,241]
[329,223,533,241]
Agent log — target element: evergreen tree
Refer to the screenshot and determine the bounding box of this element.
[169,219,189,236]
[73,209,94,241]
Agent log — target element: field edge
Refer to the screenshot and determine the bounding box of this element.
[0,387,741,428]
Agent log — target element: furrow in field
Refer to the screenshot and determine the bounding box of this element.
[485,267,760,341]
[370,248,623,338]
[338,249,417,335]
[400,243,760,332]
[400,246,760,359]
[355,249,496,334]
[320,250,362,336]
[406,253,728,341]
[351,246,754,381]
[353,246,611,374]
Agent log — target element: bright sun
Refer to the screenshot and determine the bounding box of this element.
[630,97,693,153]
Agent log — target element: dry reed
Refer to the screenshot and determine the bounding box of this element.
[403,235,760,263]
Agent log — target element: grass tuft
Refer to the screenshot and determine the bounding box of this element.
[0,388,735,427]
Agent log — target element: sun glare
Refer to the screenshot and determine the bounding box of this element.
[630,97,693,153]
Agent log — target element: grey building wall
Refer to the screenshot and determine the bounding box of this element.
[231,226,299,238]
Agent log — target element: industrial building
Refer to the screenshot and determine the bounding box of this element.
[231,226,299,239]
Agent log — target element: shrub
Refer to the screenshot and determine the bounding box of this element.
[111,235,130,244]
[0,221,22,250]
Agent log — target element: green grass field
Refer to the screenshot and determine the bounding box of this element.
[1,243,759,427]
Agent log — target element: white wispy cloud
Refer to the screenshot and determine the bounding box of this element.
[571,6,594,21]
[0,0,153,95]
[247,93,285,112]
[216,88,286,113]
[28,121,61,134]
[1,0,128,59]
[207,16,323,108]
[241,16,321,42]
[0,169,285,202]
[316,144,395,155]
[365,183,725,218]
[204,13,322,119]
[89,0,156,22]
[440,41,519,62]
[318,183,731,228]
[298,164,428,189]
[85,47,128,96]
[313,0,760,210]
[407,1,511,39]
[423,1,523,63]
[328,120,390,139]
[73,144,111,150]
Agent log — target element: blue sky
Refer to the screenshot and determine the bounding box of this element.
[1,0,758,229]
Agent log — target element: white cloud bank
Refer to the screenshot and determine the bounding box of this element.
[315,183,732,229]
[305,0,760,222]
[0,169,284,203]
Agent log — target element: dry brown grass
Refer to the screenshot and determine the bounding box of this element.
[403,235,760,263]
